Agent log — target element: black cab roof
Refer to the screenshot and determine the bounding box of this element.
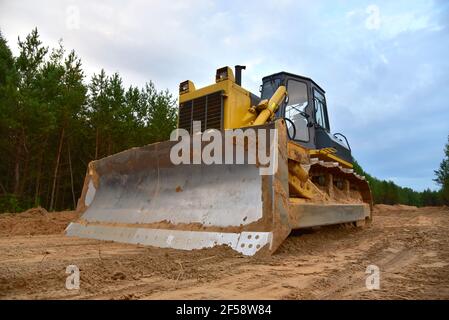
[262,71,326,93]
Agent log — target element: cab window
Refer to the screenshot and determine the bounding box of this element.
[261,78,281,100]
[285,80,309,141]
[313,89,328,130]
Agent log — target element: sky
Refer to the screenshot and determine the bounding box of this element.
[0,0,448,191]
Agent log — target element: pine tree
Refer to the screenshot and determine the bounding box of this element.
[14,28,49,199]
[86,69,108,159]
[48,46,86,210]
[434,135,449,204]
[0,31,19,201]
[105,72,125,154]
[144,82,177,142]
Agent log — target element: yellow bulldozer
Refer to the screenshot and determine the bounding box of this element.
[66,66,372,256]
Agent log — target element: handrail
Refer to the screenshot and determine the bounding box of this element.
[333,133,351,152]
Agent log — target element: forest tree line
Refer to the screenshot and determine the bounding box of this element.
[0,28,448,212]
[0,28,177,212]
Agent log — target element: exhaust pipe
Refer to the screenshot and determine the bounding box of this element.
[235,65,246,86]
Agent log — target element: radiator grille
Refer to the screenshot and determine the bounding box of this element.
[178,91,223,133]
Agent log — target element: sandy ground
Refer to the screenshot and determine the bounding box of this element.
[0,205,448,300]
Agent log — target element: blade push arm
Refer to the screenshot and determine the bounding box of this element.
[253,85,287,126]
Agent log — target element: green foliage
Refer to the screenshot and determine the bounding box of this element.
[434,135,449,204]
[0,28,178,212]
[0,194,34,213]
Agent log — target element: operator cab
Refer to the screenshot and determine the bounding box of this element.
[261,72,352,163]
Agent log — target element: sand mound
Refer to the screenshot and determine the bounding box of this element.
[0,208,80,236]
[19,206,48,217]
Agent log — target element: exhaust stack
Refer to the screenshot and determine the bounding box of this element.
[235,65,246,86]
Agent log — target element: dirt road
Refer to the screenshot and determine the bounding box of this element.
[0,205,448,300]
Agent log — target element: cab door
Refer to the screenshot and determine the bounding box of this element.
[313,88,352,163]
[313,89,330,132]
[283,79,314,148]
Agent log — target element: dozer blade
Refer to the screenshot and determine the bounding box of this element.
[66,121,291,256]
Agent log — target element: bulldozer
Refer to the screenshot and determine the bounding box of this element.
[66,66,372,256]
